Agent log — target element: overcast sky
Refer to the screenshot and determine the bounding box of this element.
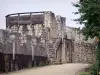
[0,0,82,29]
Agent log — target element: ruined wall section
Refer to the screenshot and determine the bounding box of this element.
[44,11,58,39]
[56,16,66,38]
[65,26,96,63]
[6,13,45,43]
[0,29,9,44]
[44,11,59,61]
[5,12,48,57]
[72,41,96,63]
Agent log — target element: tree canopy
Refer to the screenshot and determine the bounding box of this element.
[73,1,100,75]
[73,0,100,39]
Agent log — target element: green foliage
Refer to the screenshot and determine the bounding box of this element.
[73,0,100,39]
[90,41,100,75]
[73,0,100,75]
[80,72,91,75]
[39,62,46,67]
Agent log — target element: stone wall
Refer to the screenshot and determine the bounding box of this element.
[72,41,96,63]
[5,11,96,64]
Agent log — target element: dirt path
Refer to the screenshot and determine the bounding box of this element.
[4,63,89,75]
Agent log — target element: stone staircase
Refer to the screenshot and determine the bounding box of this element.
[48,38,62,64]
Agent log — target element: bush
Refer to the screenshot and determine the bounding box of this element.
[39,62,45,67]
[80,72,91,75]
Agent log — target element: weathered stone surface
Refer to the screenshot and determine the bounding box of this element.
[0,11,96,64]
[72,42,96,63]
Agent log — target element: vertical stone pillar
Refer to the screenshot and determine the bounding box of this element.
[61,39,66,63]
[69,41,72,63]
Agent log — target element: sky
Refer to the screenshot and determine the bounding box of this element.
[0,0,82,29]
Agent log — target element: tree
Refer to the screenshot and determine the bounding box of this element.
[73,0,100,39]
[73,0,100,75]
